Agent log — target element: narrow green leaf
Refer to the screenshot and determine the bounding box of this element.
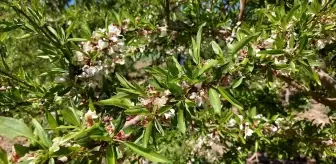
[158,106,173,115]
[257,49,285,55]
[46,111,58,130]
[47,26,59,39]
[67,38,87,42]
[231,33,259,54]
[313,71,321,86]
[124,107,150,115]
[195,24,205,65]
[191,38,199,65]
[96,98,131,109]
[231,77,244,89]
[122,142,171,163]
[116,73,134,89]
[178,108,186,134]
[209,88,222,114]
[60,108,81,126]
[32,119,52,148]
[167,83,182,95]
[154,119,165,136]
[299,35,308,53]
[0,116,34,140]
[88,98,96,111]
[106,145,117,164]
[198,59,218,76]
[211,41,223,56]
[171,56,183,73]
[132,83,146,96]
[217,87,243,110]
[114,112,126,135]
[143,120,153,148]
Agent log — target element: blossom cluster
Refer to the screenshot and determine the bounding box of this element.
[56,24,126,88]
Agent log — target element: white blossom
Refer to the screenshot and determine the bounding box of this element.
[58,156,68,162]
[244,128,253,138]
[164,109,175,119]
[163,90,171,96]
[55,77,66,83]
[316,39,326,49]
[228,119,236,127]
[108,24,121,36]
[110,36,118,42]
[82,42,94,53]
[153,96,168,108]
[139,97,151,106]
[271,125,278,132]
[189,92,197,99]
[97,39,109,50]
[195,96,203,107]
[84,110,98,121]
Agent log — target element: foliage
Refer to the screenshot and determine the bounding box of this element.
[0,0,336,163]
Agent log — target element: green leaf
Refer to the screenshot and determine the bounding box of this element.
[32,119,52,148]
[198,59,218,76]
[0,147,8,164]
[154,119,165,136]
[217,87,243,110]
[167,83,182,95]
[171,56,183,73]
[0,116,34,140]
[178,108,186,134]
[196,23,205,64]
[67,38,87,42]
[114,112,126,135]
[124,107,150,115]
[122,142,171,163]
[106,145,117,164]
[47,26,59,39]
[96,97,131,109]
[60,108,81,126]
[158,106,173,115]
[257,49,285,55]
[211,41,223,56]
[231,77,244,89]
[209,88,222,114]
[116,73,134,89]
[299,35,308,53]
[231,33,259,54]
[46,111,58,130]
[191,38,199,65]
[143,120,153,148]
[191,23,206,65]
[88,98,96,111]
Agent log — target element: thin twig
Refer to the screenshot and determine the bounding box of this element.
[123,115,145,129]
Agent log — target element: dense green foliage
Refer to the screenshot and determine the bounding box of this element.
[0,0,336,163]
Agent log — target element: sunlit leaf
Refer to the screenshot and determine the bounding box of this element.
[122,142,171,163]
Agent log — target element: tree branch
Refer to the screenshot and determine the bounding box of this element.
[238,0,246,21]
[123,115,145,129]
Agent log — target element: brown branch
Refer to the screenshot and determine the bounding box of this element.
[238,0,246,21]
[123,115,145,129]
[276,73,336,109]
[165,0,170,25]
[316,69,336,95]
